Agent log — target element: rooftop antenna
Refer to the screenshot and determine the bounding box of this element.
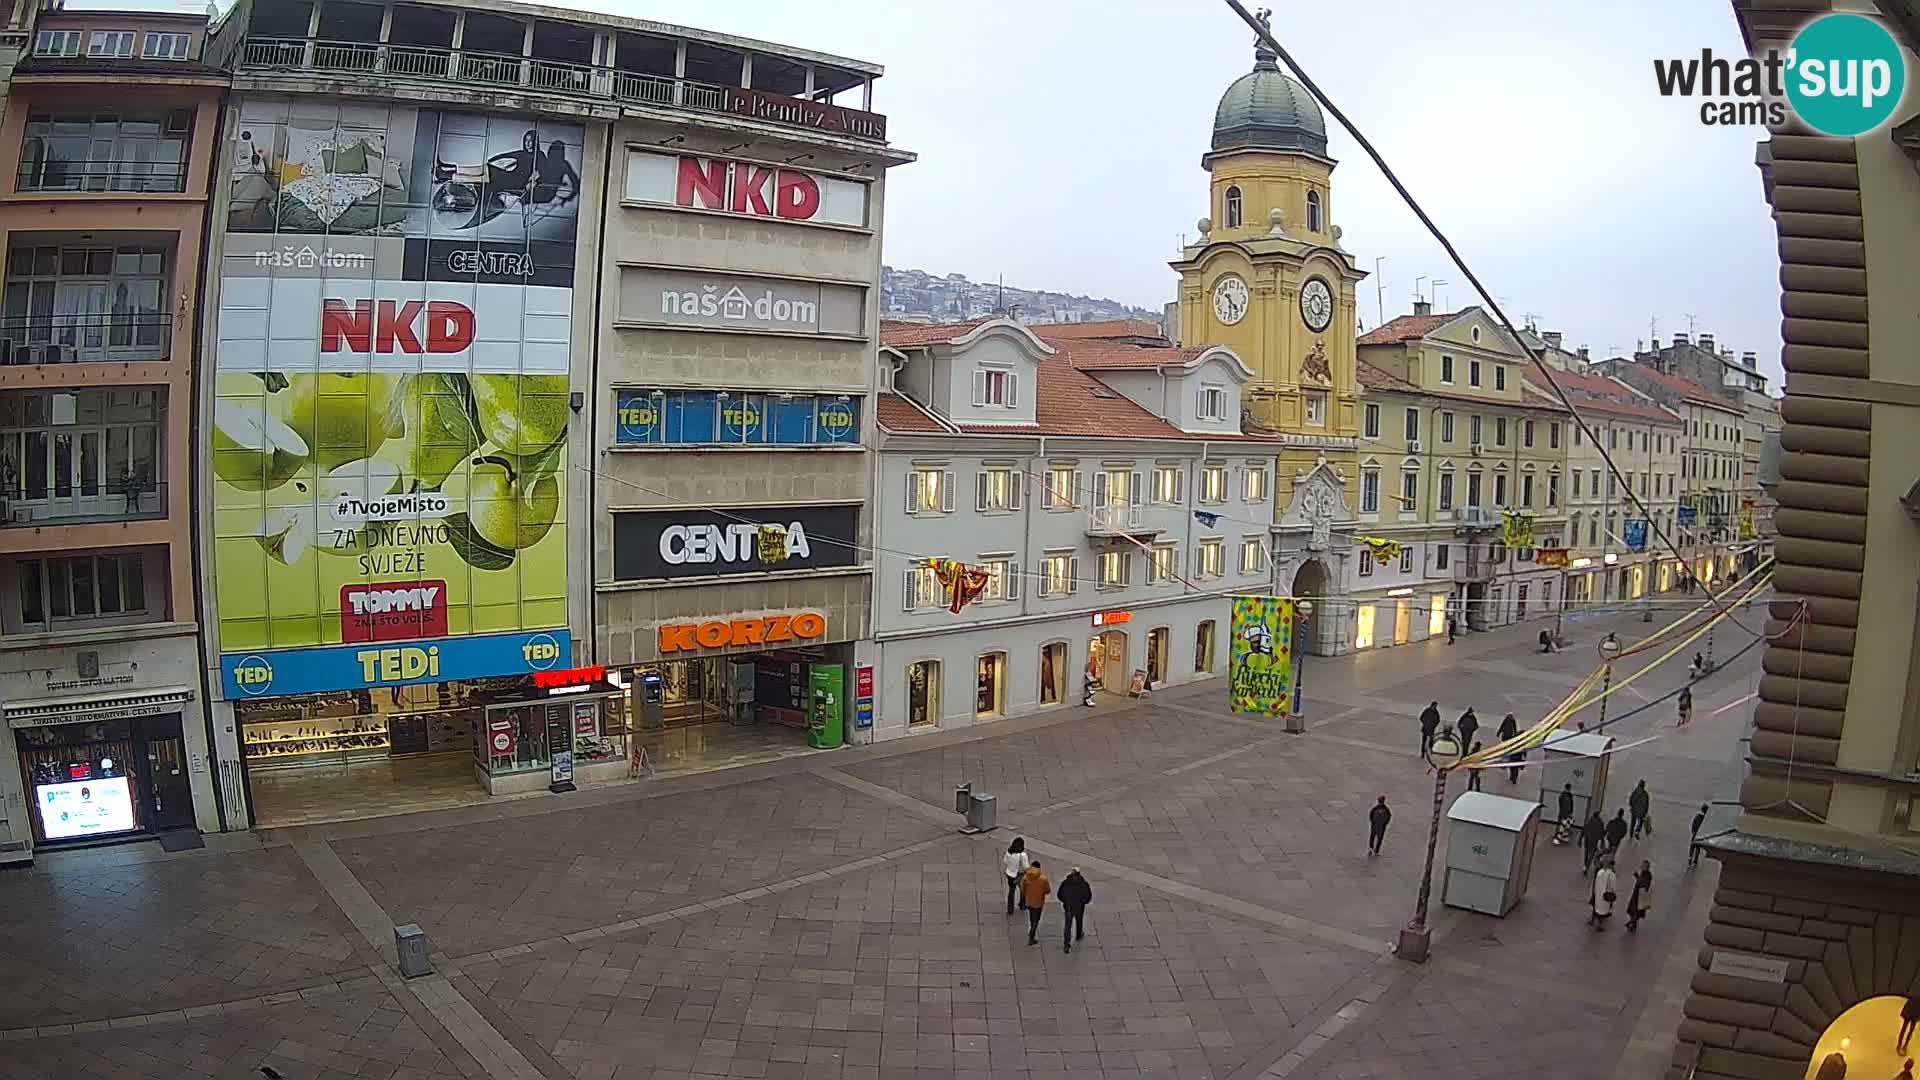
[1414,275,1428,303]
[1373,256,1385,326]
[1648,315,1659,345]
[1685,312,1699,338]
[1431,278,1449,309]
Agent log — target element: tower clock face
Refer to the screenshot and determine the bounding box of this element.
[1300,277,1334,333]
[1212,275,1249,325]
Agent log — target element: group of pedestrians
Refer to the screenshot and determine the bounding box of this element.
[1002,837,1092,953]
[1415,702,1524,789]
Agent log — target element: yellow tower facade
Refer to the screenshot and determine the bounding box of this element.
[1170,28,1369,649]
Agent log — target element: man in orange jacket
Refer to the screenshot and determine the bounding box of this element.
[1019,861,1051,945]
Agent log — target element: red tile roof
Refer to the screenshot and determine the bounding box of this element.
[875,392,949,433]
[1356,310,1463,346]
[1028,319,1166,342]
[1356,361,1417,393]
[1357,361,1568,413]
[1601,361,1741,412]
[1056,340,1212,370]
[879,318,993,347]
[1521,369,1678,424]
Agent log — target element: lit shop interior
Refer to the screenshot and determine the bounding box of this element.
[9,697,196,846]
[236,669,626,827]
[621,642,852,769]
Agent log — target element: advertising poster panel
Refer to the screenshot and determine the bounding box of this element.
[212,99,581,692]
[1229,595,1296,716]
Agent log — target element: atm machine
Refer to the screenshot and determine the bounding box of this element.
[637,670,664,731]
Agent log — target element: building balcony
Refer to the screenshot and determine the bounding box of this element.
[1085,504,1163,540]
[1453,543,1501,583]
[236,36,889,143]
[0,479,166,527]
[0,317,172,366]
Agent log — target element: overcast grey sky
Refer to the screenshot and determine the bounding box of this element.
[579,0,1783,379]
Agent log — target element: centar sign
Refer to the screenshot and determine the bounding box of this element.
[658,611,827,654]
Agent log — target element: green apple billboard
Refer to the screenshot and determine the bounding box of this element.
[211,99,582,692]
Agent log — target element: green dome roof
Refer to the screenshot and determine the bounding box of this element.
[1212,47,1328,156]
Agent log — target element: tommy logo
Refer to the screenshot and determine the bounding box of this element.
[340,580,450,643]
[320,299,476,354]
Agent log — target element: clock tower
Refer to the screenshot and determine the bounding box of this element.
[1170,11,1366,648]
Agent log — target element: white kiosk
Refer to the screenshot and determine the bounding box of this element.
[1536,729,1614,824]
[1443,791,1541,917]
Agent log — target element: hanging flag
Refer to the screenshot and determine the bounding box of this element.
[1230,595,1295,717]
[1677,504,1697,526]
[1354,536,1401,566]
[1623,519,1649,552]
[1738,511,1756,539]
[927,558,991,614]
[756,525,789,563]
[1535,547,1571,568]
[1193,510,1220,527]
[1501,510,1536,549]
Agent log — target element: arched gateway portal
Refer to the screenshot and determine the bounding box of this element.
[1290,558,1330,656]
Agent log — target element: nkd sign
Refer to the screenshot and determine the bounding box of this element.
[618,267,865,337]
[625,151,869,229]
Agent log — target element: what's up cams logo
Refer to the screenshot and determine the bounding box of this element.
[1655,13,1907,135]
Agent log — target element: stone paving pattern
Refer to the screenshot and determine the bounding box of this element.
[0,603,1759,1078]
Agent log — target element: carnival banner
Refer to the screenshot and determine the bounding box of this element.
[1738,511,1756,539]
[1502,510,1536,549]
[1535,547,1571,568]
[1677,504,1697,526]
[1355,536,1401,567]
[1230,595,1296,716]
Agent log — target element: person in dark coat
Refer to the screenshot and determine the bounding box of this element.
[1678,684,1694,726]
[1466,743,1484,791]
[1057,868,1092,953]
[1605,808,1629,853]
[1556,784,1577,844]
[1418,702,1441,756]
[1628,780,1652,840]
[1625,859,1653,932]
[1446,614,1458,644]
[1582,810,1607,872]
[1497,713,1522,782]
[1456,708,1479,755]
[1899,993,1920,1053]
[1367,795,1392,856]
[1689,803,1709,867]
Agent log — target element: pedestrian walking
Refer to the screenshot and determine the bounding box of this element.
[1581,810,1606,872]
[1497,713,1521,783]
[1447,614,1458,645]
[1538,628,1556,654]
[1002,837,1031,914]
[1019,861,1051,945]
[1590,856,1618,931]
[1456,707,1479,755]
[1057,867,1092,953]
[1605,808,1629,853]
[1466,743,1484,791]
[1678,684,1693,727]
[1689,803,1709,867]
[1418,701,1441,756]
[1625,859,1653,932]
[1899,994,1920,1053]
[1368,795,1392,856]
[1555,784,1577,845]
[1628,780,1651,840]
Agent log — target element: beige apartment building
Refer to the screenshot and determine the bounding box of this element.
[0,6,223,861]
[1669,4,1920,1078]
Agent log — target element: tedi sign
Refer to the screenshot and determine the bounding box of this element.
[613,504,859,581]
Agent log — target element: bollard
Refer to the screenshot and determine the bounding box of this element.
[395,923,433,978]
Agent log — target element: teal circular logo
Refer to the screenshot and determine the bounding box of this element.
[1786,14,1906,136]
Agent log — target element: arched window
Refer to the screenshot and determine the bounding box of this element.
[1306,190,1323,232]
[1224,185,1243,228]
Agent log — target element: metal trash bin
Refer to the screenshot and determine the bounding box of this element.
[955,782,973,815]
[395,923,433,978]
[963,792,996,833]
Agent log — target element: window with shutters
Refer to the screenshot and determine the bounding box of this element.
[1239,535,1265,574]
[1548,472,1560,507]
[1470,414,1483,445]
[1148,544,1177,583]
[1523,419,1535,448]
[1440,355,1454,384]
[1042,465,1078,510]
[1358,552,1373,577]
[1359,468,1379,513]
[1243,464,1268,502]
[1494,472,1508,506]
[1198,384,1227,421]
[1363,403,1380,439]
[1041,551,1076,596]
[1438,469,1455,511]
[1196,538,1224,578]
[1588,518,1599,546]
[981,554,1019,602]
[1495,417,1508,447]
[973,366,1017,408]
[906,467,951,514]
[1404,408,1420,442]
[1306,189,1323,232]
[1434,544,1451,570]
[1400,469,1418,511]
[1495,365,1507,391]
[1097,550,1129,588]
[1152,465,1183,504]
[1469,359,1482,387]
[1303,391,1326,425]
[1590,468,1601,495]
[1400,547,1415,574]
[1522,473,1535,506]
[1224,185,1243,228]
[976,466,1021,512]
[1550,422,1561,449]
[1467,469,1483,507]
[1200,464,1228,504]
[903,564,942,611]
[1092,467,1136,511]
[1441,411,1455,443]
[1572,470,1582,498]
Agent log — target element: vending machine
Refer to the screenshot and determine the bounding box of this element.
[808,663,844,749]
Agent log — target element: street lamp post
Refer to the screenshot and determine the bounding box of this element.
[1596,634,1623,731]
[1286,599,1314,734]
[1395,726,1463,963]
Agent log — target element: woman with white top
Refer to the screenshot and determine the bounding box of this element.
[1003,836,1031,914]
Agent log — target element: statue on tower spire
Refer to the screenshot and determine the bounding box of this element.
[1252,7,1278,67]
